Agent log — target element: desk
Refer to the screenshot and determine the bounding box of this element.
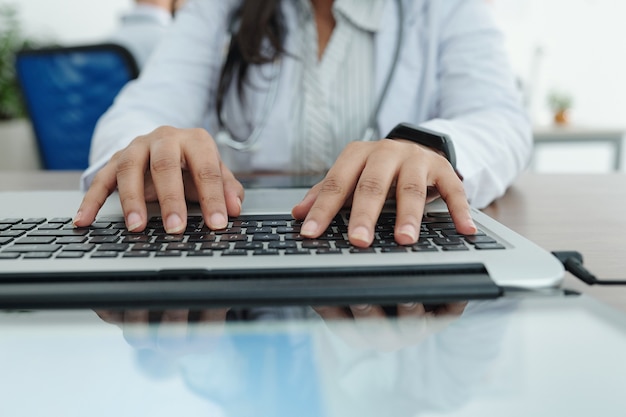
[532,125,624,171]
[2,171,626,416]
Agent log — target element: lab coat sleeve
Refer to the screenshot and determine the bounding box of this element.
[80,0,234,190]
[419,0,532,208]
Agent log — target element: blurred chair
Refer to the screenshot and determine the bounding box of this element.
[15,43,139,170]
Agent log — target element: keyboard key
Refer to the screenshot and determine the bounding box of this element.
[475,243,506,250]
[200,242,230,250]
[315,248,342,255]
[221,250,248,256]
[56,252,85,259]
[123,251,151,258]
[349,248,376,254]
[155,251,183,257]
[62,244,95,252]
[187,250,214,257]
[91,251,119,258]
[56,236,88,244]
[268,241,297,250]
[0,237,14,245]
[464,235,497,244]
[29,229,88,237]
[253,249,280,256]
[97,243,130,252]
[15,237,56,245]
[284,249,310,255]
[0,253,20,259]
[23,218,46,224]
[23,252,53,259]
[0,218,22,225]
[2,244,61,253]
[442,244,469,251]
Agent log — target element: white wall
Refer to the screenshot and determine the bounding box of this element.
[492,0,626,129]
[8,0,130,44]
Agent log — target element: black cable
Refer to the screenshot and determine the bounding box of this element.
[551,251,626,286]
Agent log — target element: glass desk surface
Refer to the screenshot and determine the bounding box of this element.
[1,294,626,417]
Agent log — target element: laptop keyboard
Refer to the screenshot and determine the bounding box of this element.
[0,212,505,260]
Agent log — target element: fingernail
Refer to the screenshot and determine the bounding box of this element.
[165,213,184,234]
[400,302,419,309]
[468,217,477,234]
[398,224,417,241]
[210,213,228,229]
[349,226,371,245]
[236,197,242,211]
[352,304,371,311]
[72,211,82,227]
[126,212,143,231]
[301,220,319,237]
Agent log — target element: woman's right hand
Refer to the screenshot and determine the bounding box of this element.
[73,126,244,233]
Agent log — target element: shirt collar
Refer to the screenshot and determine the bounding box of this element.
[297,0,387,33]
[333,0,387,32]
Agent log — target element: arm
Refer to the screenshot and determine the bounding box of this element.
[421,0,532,208]
[76,0,243,233]
[82,0,233,190]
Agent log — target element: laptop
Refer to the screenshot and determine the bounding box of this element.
[0,179,564,309]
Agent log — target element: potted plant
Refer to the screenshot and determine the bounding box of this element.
[0,4,32,119]
[547,90,574,126]
[0,3,43,170]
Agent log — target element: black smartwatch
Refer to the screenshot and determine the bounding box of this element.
[385,123,456,169]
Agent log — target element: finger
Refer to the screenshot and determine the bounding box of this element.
[349,304,387,320]
[433,164,477,235]
[220,162,245,217]
[347,143,400,247]
[114,142,151,232]
[73,157,120,228]
[95,310,124,325]
[300,143,369,239]
[396,302,427,318]
[394,162,429,245]
[149,129,188,234]
[313,305,352,321]
[350,304,404,351]
[313,306,368,348]
[184,130,229,229]
[433,301,468,316]
[291,182,322,220]
[122,310,152,349]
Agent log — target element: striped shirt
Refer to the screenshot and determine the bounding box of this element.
[293,0,386,172]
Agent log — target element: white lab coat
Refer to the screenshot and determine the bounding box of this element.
[83,0,532,209]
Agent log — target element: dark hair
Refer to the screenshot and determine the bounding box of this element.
[216,0,286,126]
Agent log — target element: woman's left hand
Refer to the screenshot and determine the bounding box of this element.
[291,139,476,248]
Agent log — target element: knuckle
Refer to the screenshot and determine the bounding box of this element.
[320,177,345,195]
[158,192,183,207]
[195,166,223,184]
[200,194,225,207]
[119,192,144,207]
[115,154,138,174]
[400,182,428,200]
[357,178,386,196]
[151,156,180,174]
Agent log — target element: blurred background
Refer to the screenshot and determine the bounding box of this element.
[1,0,625,173]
